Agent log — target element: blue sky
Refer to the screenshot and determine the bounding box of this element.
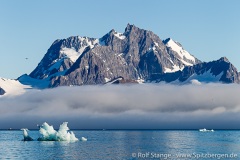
[1,0,240,79]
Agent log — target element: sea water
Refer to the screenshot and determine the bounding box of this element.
[0,130,240,159]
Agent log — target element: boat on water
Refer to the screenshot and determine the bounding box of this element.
[199,128,214,132]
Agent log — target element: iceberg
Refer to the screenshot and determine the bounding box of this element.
[37,122,79,141]
[199,128,214,132]
[21,128,33,141]
[81,137,87,141]
[21,122,81,141]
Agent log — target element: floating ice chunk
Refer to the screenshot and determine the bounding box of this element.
[21,128,33,141]
[81,137,87,141]
[199,128,214,132]
[37,122,78,141]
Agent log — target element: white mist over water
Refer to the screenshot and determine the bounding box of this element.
[2,84,240,129]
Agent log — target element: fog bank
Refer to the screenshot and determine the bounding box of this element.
[1,83,240,129]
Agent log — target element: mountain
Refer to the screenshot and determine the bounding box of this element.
[18,36,101,89]
[23,24,201,87]
[1,24,239,95]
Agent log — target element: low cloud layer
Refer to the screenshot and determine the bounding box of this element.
[1,83,240,129]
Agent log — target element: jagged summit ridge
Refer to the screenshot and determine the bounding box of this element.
[44,24,201,87]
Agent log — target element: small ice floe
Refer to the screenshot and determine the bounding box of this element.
[199,128,214,132]
[21,128,33,141]
[81,137,87,141]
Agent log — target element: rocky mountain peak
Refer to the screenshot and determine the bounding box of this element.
[125,23,135,33]
[218,57,229,63]
[124,24,154,38]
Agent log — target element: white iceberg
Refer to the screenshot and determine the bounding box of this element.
[81,137,87,141]
[199,128,214,132]
[21,128,33,141]
[37,122,79,141]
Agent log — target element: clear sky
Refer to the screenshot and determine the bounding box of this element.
[0,0,240,79]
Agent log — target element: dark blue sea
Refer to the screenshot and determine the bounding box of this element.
[0,130,240,159]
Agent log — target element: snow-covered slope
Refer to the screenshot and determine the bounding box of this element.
[186,70,224,83]
[60,36,101,63]
[152,57,240,84]
[0,78,31,96]
[166,38,196,64]
[171,70,224,85]
[18,74,50,89]
[21,36,106,89]
[163,38,200,73]
[29,36,104,80]
[113,31,126,40]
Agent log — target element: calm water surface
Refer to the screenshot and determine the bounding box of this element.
[0,130,240,159]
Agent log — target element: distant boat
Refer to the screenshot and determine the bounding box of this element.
[199,128,214,132]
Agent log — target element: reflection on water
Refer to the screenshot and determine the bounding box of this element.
[0,130,240,159]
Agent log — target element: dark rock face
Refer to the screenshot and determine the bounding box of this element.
[0,87,5,95]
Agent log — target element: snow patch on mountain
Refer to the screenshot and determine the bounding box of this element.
[113,32,126,40]
[137,78,145,84]
[60,37,101,63]
[190,79,202,85]
[78,36,98,48]
[164,65,184,73]
[186,69,224,83]
[165,38,196,65]
[104,78,111,83]
[60,48,80,63]
[0,78,32,96]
